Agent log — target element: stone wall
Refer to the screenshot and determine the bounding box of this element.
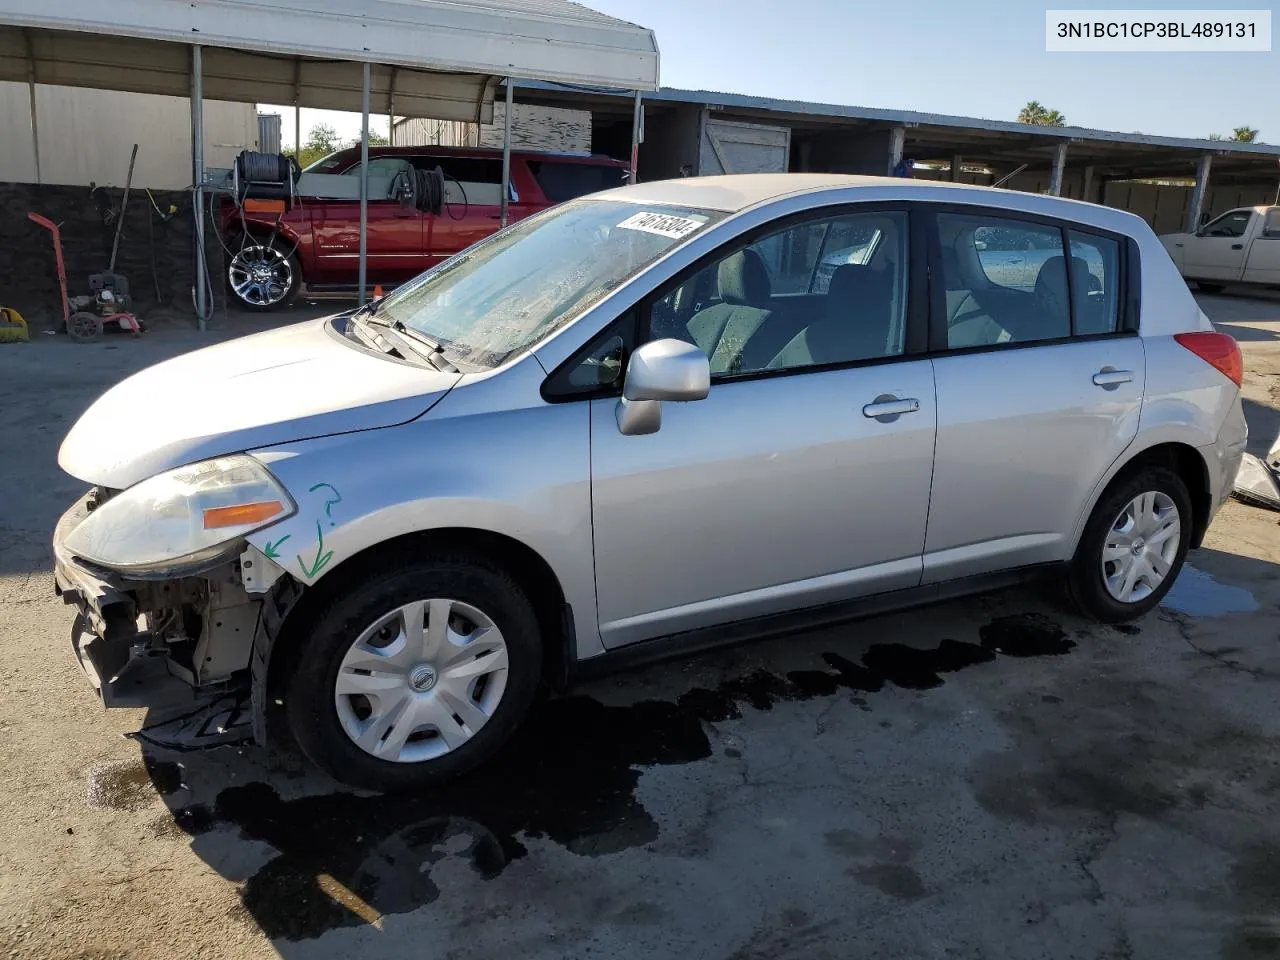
[395,102,593,154]
[1,183,225,329]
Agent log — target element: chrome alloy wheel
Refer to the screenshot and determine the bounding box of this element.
[228,244,293,307]
[333,599,510,764]
[1101,491,1181,603]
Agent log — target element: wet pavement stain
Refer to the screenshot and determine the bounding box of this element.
[163,613,1074,940]
[86,757,183,811]
[1161,564,1260,618]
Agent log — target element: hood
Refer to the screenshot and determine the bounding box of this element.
[60,317,461,488]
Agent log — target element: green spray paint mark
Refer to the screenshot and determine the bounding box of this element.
[263,535,291,560]
[297,521,335,578]
[309,482,343,524]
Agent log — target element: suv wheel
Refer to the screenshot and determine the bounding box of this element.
[227,242,300,311]
[1067,465,1192,622]
[285,554,542,791]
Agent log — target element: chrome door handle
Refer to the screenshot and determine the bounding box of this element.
[1092,368,1134,388]
[862,396,920,419]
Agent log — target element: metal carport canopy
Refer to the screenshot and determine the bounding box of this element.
[0,0,660,123]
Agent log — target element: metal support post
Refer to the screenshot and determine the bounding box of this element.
[500,78,513,227]
[1048,141,1068,196]
[192,44,207,330]
[950,154,962,182]
[1082,164,1095,204]
[629,90,643,182]
[358,61,371,304]
[1186,153,1212,232]
[887,126,905,176]
[24,30,40,184]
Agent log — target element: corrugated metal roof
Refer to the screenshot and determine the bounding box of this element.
[0,0,660,114]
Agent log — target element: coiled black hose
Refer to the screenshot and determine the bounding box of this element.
[236,151,296,184]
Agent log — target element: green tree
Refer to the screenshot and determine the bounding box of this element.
[1208,127,1259,142]
[284,122,344,168]
[1017,100,1067,127]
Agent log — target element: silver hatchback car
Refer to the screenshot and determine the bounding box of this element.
[54,175,1246,791]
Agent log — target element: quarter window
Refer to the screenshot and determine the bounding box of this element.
[647,211,908,377]
[938,213,1070,348]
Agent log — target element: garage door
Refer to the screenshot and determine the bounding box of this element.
[699,118,790,175]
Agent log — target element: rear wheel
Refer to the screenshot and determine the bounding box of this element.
[1067,465,1192,622]
[227,241,300,311]
[284,553,542,792]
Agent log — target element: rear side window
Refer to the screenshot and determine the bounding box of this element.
[1263,210,1280,239]
[412,157,506,206]
[938,213,1070,348]
[527,161,628,203]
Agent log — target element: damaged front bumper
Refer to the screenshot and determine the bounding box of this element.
[53,490,298,749]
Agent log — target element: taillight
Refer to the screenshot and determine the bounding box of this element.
[1174,331,1242,387]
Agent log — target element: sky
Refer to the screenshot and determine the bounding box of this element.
[263,0,1277,149]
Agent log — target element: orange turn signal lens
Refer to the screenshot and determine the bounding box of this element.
[202,501,284,529]
[242,198,287,214]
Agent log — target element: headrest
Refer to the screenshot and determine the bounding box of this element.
[1035,255,1092,294]
[827,263,885,304]
[718,248,771,306]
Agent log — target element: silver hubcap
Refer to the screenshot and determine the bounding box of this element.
[334,598,510,764]
[228,245,293,306]
[1101,491,1181,603]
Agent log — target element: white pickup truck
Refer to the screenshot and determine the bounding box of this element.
[1160,205,1280,293]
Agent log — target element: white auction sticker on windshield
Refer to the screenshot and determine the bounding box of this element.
[616,211,707,239]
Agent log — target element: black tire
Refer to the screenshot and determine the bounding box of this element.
[1066,465,1192,623]
[284,552,542,792]
[225,239,302,313]
[1196,281,1225,294]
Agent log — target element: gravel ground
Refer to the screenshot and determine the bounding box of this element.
[2,292,1280,960]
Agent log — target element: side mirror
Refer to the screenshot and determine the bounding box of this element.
[616,338,710,436]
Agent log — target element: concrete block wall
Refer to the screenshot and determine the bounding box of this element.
[3,183,224,328]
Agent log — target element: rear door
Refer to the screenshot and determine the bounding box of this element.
[1243,209,1280,284]
[1184,209,1255,280]
[923,207,1144,582]
[310,155,425,285]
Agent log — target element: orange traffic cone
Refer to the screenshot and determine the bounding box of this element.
[373,284,384,299]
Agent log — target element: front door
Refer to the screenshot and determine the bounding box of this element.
[1185,209,1254,281]
[588,207,938,648]
[923,210,1145,582]
[311,156,425,286]
[423,155,510,266]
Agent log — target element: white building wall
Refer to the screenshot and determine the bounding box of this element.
[0,83,258,189]
[395,101,592,154]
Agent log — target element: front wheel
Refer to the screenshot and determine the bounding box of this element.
[285,554,542,792]
[1066,466,1192,623]
[227,241,301,311]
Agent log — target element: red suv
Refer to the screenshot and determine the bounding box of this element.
[219,146,629,311]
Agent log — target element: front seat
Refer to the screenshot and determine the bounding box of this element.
[686,248,773,375]
[768,264,895,369]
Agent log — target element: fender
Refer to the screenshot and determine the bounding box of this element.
[244,377,606,662]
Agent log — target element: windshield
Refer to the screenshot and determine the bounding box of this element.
[374,199,725,368]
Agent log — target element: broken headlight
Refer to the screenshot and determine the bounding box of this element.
[64,455,295,574]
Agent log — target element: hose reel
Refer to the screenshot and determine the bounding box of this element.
[232,151,299,211]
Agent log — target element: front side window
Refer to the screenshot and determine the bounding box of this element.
[1199,210,1252,238]
[528,161,628,203]
[373,200,723,368]
[647,210,908,377]
[940,213,1069,348]
[413,157,506,206]
[342,156,414,180]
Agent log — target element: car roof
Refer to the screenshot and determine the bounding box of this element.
[322,145,627,166]
[591,173,1152,235]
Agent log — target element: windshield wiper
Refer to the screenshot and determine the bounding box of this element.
[363,316,459,372]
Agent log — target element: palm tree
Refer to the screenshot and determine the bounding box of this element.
[1017,101,1067,127]
[1231,126,1259,142]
